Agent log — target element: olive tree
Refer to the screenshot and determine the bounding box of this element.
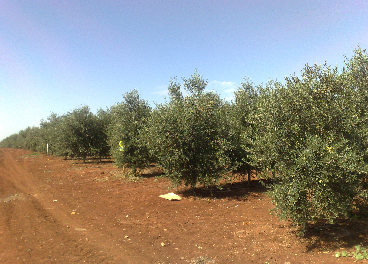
[62,106,100,162]
[107,90,152,173]
[249,52,368,232]
[146,71,236,188]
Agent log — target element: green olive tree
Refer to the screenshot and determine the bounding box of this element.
[249,49,368,232]
[107,89,152,173]
[145,71,236,188]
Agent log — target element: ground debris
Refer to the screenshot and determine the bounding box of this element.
[159,193,182,201]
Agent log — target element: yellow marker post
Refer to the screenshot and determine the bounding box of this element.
[119,141,124,151]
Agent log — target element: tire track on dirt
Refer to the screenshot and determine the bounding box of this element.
[0,149,112,263]
[0,149,147,263]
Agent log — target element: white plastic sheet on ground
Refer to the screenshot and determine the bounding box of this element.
[159,193,181,201]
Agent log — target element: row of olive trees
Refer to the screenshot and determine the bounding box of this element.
[0,126,44,152]
[1,73,251,180]
[105,74,249,184]
[1,47,367,233]
[0,106,110,162]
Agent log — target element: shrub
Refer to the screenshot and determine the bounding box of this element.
[93,109,111,160]
[107,90,152,173]
[231,78,260,175]
[63,106,102,162]
[249,50,368,231]
[145,71,236,188]
[40,113,71,157]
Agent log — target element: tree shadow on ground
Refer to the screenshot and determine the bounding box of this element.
[119,165,368,253]
[174,173,368,253]
[69,157,114,164]
[178,178,270,200]
[140,165,164,178]
[302,218,368,253]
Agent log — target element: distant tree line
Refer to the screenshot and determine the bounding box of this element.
[1,47,367,233]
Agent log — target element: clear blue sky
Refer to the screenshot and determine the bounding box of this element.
[1,0,368,141]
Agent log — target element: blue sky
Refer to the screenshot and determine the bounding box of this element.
[1,0,368,141]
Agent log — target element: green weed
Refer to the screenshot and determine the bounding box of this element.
[335,245,368,260]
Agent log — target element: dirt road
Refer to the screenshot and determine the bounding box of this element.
[0,148,149,263]
[0,148,366,263]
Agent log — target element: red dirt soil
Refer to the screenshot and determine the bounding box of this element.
[0,148,367,263]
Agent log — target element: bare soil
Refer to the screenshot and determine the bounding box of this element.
[0,148,367,263]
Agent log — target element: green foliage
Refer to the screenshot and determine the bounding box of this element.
[146,72,235,188]
[231,78,259,172]
[0,106,110,162]
[62,106,101,162]
[94,109,111,159]
[182,69,207,95]
[0,126,44,151]
[45,113,72,156]
[250,48,368,230]
[107,90,152,172]
[335,245,368,260]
